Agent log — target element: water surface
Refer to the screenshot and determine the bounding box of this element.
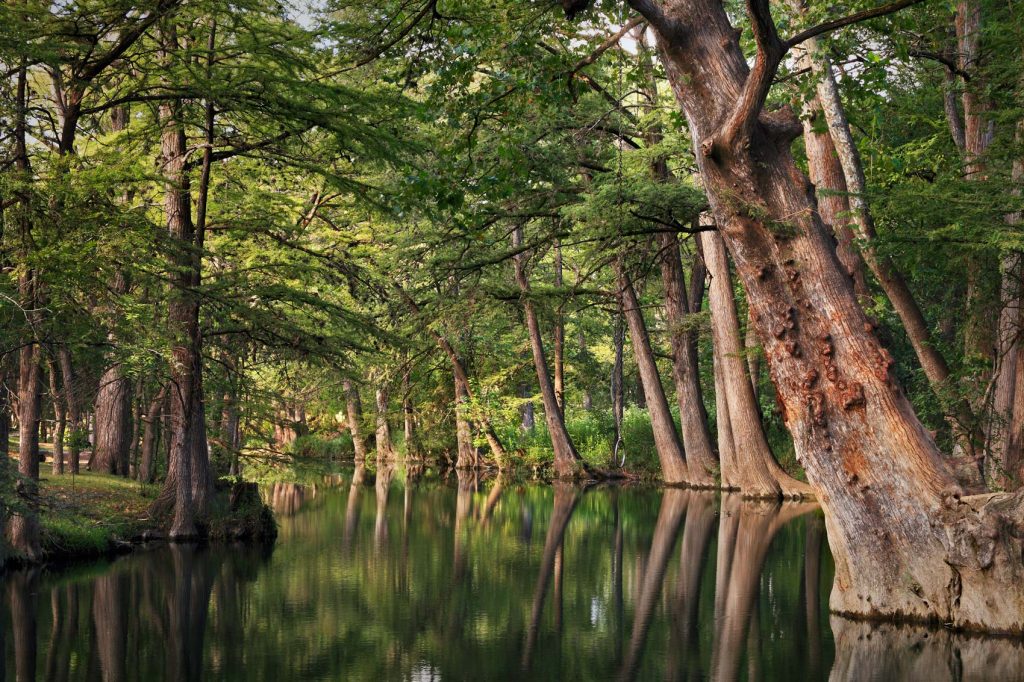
[3,466,1020,680]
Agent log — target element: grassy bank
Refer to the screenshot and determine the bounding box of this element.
[16,470,277,565]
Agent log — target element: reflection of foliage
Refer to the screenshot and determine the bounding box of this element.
[17,475,836,680]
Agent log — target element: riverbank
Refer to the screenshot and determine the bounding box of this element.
[9,470,276,566]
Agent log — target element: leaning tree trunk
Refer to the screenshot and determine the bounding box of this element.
[615,259,702,485]
[512,226,589,478]
[701,230,810,498]
[613,0,1024,630]
[396,285,510,465]
[658,232,718,481]
[803,34,983,490]
[553,240,566,414]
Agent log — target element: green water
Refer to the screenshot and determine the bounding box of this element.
[3,465,1019,680]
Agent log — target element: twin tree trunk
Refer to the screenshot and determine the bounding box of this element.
[623,0,1024,630]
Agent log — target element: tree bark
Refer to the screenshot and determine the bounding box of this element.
[47,358,65,475]
[93,359,133,476]
[803,36,983,489]
[553,240,565,415]
[658,232,718,481]
[518,381,536,432]
[454,374,476,468]
[343,378,368,462]
[800,98,869,299]
[615,258,699,485]
[987,121,1024,488]
[139,387,166,485]
[375,386,394,462]
[512,226,589,478]
[701,230,810,497]
[57,347,81,474]
[152,22,211,537]
[613,0,1024,629]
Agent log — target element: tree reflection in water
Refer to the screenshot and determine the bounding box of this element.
[4,471,1022,681]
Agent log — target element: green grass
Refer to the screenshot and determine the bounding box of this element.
[35,471,159,559]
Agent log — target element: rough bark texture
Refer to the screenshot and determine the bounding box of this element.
[512,226,588,479]
[153,26,210,537]
[615,259,697,485]
[702,230,810,498]
[987,122,1024,488]
[618,0,1024,630]
[12,318,42,559]
[800,99,869,299]
[343,378,368,463]
[658,232,718,480]
[804,37,982,489]
[92,362,133,476]
[454,374,476,469]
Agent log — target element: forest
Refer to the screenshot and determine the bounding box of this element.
[2,0,1024,665]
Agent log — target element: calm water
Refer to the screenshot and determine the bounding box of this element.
[2,465,1021,681]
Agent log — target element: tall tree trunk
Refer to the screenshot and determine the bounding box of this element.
[553,240,565,414]
[375,386,394,462]
[800,98,869,299]
[659,232,718,479]
[402,369,416,458]
[615,259,700,485]
[956,0,997,365]
[613,0,1024,628]
[611,303,625,462]
[152,22,211,537]
[343,378,368,462]
[512,226,589,478]
[803,35,983,489]
[454,374,476,468]
[10,60,41,559]
[93,358,133,476]
[987,121,1024,488]
[140,387,166,485]
[57,346,80,474]
[702,231,809,497]
[47,359,65,475]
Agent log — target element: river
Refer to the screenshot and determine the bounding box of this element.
[3,464,1021,680]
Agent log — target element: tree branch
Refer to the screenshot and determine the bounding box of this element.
[786,0,926,49]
